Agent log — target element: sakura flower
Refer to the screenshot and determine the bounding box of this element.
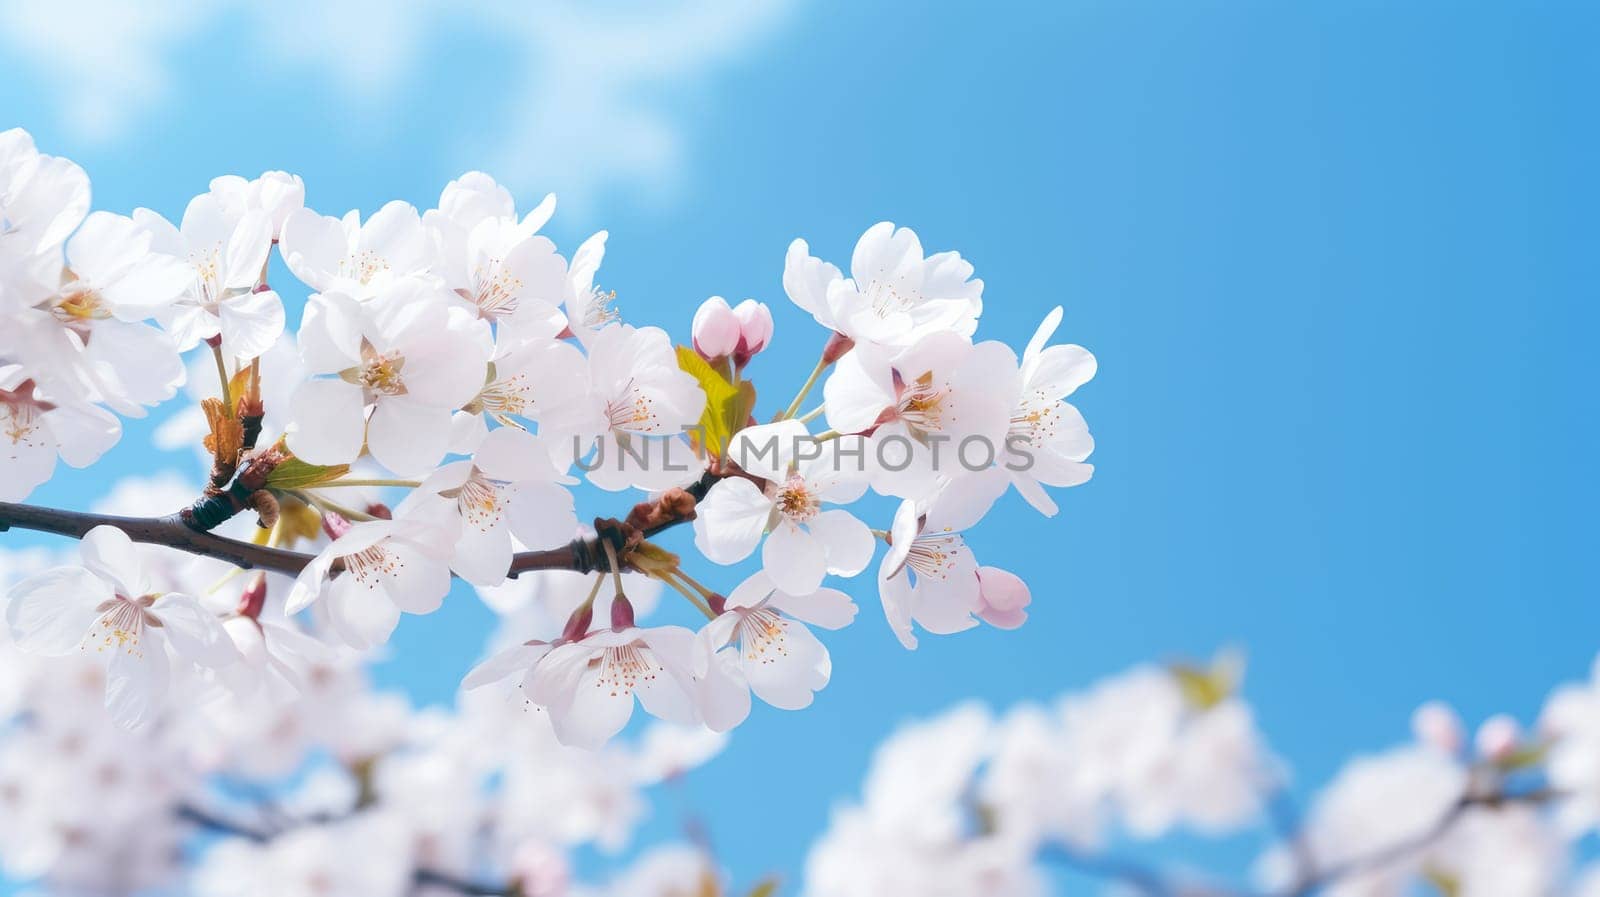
[219,610,330,704]
[783,221,983,350]
[554,323,705,492]
[134,194,282,360]
[4,525,237,728]
[467,622,700,749]
[998,306,1096,515]
[693,419,875,595]
[278,200,432,299]
[824,330,1016,500]
[455,336,589,442]
[287,281,492,474]
[560,230,617,346]
[694,570,857,732]
[877,470,1010,649]
[0,371,120,502]
[206,170,305,240]
[19,211,190,415]
[0,128,89,306]
[418,427,579,586]
[427,170,555,239]
[426,187,567,341]
[285,500,458,650]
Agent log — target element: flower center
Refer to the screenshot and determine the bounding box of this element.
[604,380,658,431]
[582,287,619,328]
[774,476,820,523]
[895,370,947,436]
[905,534,963,581]
[90,594,160,656]
[443,470,507,531]
[355,342,407,397]
[342,544,400,585]
[340,249,390,286]
[0,401,42,448]
[734,608,789,665]
[864,277,913,319]
[190,245,224,311]
[470,365,532,423]
[472,260,521,319]
[591,642,659,697]
[50,286,109,325]
[1010,395,1063,444]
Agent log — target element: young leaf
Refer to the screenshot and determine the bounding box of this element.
[264,456,353,490]
[676,345,741,456]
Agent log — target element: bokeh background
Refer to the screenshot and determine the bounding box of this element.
[2,0,1597,889]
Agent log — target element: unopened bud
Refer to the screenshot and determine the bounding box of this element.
[236,572,269,619]
[1411,701,1465,755]
[366,502,393,520]
[321,511,352,540]
[975,566,1030,630]
[1475,714,1522,762]
[732,299,773,366]
[560,602,595,643]
[821,331,855,365]
[692,296,740,360]
[610,593,637,630]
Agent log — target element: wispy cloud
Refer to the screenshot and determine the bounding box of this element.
[0,0,798,207]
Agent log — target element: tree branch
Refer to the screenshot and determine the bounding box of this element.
[0,472,718,583]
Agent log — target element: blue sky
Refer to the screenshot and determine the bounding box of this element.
[3,0,1598,890]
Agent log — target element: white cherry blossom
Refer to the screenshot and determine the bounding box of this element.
[824,330,1016,500]
[418,427,579,586]
[694,570,857,731]
[0,370,120,502]
[287,280,492,474]
[278,200,433,299]
[998,306,1096,516]
[285,501,458,650]
[135,194,282,359]
[784,221,983,350]
[553,322,705,492]
[4,525,237,728]
[693,419,875,595]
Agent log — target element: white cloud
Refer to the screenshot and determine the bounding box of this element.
[0,0,798,207]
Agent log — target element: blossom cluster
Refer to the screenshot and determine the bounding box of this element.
[0,127,1098,746]
[0,520,738,897]
[805,654,1600,897]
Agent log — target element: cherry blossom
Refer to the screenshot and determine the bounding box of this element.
[135,194,282,360]
[4,525,237,728]
[823,330,1017,499]
[693,570,857,731]
[997,305,1097,516]
[784,221,983,351]
[694,420,875,595]
[287,281,491,474]
[278,200,433,299]
[285,501,458,649]
[417,427,579,586]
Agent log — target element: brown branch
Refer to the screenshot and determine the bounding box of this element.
[0,472,719,581]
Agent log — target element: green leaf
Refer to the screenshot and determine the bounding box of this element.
[265,456,353,490]
[676,345,741,456]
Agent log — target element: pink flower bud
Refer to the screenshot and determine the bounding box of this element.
[975,566,1030,630]
[1475,714,1522,762]
[692,296,740,360]
[1411,701,1464,755]
[732,299,773,365]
